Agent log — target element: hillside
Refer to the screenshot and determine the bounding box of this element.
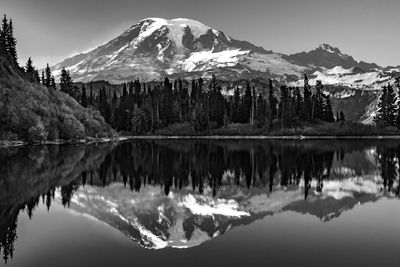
[0,54,113,141]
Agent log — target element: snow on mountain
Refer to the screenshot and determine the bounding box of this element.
[52,17,287,83]
[289,66,394,90]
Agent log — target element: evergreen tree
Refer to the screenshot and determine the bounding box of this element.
[268,79,277,120]
[0,15,8,56]
[25,57,35,82]
[60,67,79,99]
[313,80,325,120]
[303,74,312,122]
[81,84,88,108]
[41,70,45,86]
[191,103,208,131]
[255,93,266,127]
[241,80,252,123]
[231,87,240,123]
[34,69,41,83]
[89,82,94,106]
[6,19,17,63]
[208,75,225,126]
[49,75,56,89]
[122,82,128,97]
[278,85,291,128]
[323,94,334,122]
[45,64,52,88]
[294,86,303,118]
[25,57,34,73]
[161,77,174,124]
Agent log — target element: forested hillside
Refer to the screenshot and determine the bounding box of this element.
[0,15,113,141]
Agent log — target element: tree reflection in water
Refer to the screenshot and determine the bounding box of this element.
[1,140,400,263]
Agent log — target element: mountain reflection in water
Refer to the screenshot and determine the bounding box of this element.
[1,139,400,264]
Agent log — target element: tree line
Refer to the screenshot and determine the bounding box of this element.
[30,67,338,134]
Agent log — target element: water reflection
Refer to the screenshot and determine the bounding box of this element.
[1,140,400,263]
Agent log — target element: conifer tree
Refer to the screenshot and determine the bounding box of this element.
[256,93,266,127]
[122,82,128,97]
[45,64,52,88]
[41,70,46,86]
[313,80,325,120]
[6,19,17,63]
[60,68,79,99]
[268,79,277,120]
[303,74,312,122]
[242,80,252,123]
[49,75,56,89]
[89,82,94,106]
[34,69,41,83]
[81,84,88,108]
[25,57,35,82]
[231,87,240,123]
[294,86,303,118]
[0,15,8,55]
[279,85,290,128]
[323,94,334,122]
[25,57,34,73]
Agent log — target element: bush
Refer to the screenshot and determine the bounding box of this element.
[27,120,48,141]
[59,115,85,140]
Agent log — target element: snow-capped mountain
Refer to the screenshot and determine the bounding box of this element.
[51,17,311,83]
[51,17,398,86]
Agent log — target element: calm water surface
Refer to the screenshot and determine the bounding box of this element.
[1,139,400,267]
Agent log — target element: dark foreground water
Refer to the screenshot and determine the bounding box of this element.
[1,139,400,267]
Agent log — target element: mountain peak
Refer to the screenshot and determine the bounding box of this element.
[137,17,212,32]
[318,43,341,54]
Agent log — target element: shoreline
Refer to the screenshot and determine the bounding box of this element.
[2,135,400,148]
[121,135,400,140]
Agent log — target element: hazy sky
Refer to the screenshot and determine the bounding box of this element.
[2,0,399,68]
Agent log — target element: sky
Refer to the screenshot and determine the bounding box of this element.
[1,0,399,68]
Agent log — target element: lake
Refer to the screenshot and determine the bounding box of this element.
[1,139,400,267]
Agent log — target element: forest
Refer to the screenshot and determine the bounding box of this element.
[1,13,400,140]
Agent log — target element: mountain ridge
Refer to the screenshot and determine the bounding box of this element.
[51,17,392,84]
